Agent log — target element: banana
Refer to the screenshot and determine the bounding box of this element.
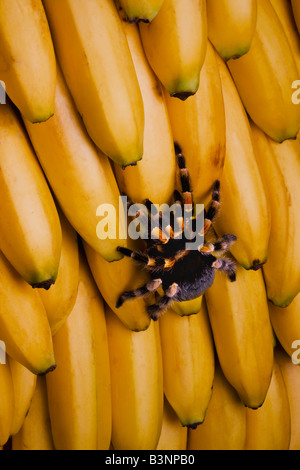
[207,0,257,61]
[227,0,300,143]
[270,0,300,74]
[24,65,127,262]
[159,301,215,428]
[250,121,300,307]
[204,264,274,410]
[42,0,144,167]
[8,356,37,437]
[0,0,56,123]
[12,376,54,451]
[0,360,14,447]
[291,0,300,35]
[156,397,188,451]
[116,0,165,22]
[213,53,271,270]
[39,209,79,336]
[187,363,247,450]
[113,22,176,206]
[171,296,203,317]
[244,356,291,450]
[0,100,62,289]
[106,304,163,450]
[268,293,300,360]
[163,39,226,207]
[46,254,112,450]
[139,0,207,99]
[0,249,55,376]
[276,347,300,450]
[84,238,151,332]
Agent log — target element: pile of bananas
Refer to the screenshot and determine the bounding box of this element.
[0,0,300,451]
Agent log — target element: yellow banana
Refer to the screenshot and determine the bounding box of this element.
[106,305,163,450]
[0,360,14,447]
[43,0,144,167]
[113,22,176,205]
[204,264,274,410]
[250,122,300,307]
[163,39,226,208]
[291,0,300,34]
[8,356,37,437]
[24,65,127,262]
[187,363,247,450]
[0,100,62,289]
[46,255,112,450]
[116,0,165,22]
[0,250,55,376]
[39,210,79,336]
[244,356,291,450]
[139,0,207,99]
[159,301,215,428]
[156,397,188,451]
[12,376,54,451]
[268,293,300,360]
[228,0,300,143]
[84,238,151,332]
[276,347,300,450]
[213,53,271,270]
[207,0,257,61]
[171,296,203,317]
[270,0,300,75]
[0,0,56,122]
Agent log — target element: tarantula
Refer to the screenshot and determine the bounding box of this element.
[116,143,237,321]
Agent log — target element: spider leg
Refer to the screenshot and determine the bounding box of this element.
[147,282,179,321]
[116,278,162,309]
[199,234,237,255]
[116,246,149,264]
[196,180,221,237]
[212,257,236,282]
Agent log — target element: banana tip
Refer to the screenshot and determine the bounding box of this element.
[31,278,55,291]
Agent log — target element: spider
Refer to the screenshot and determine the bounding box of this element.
[116,142,237,321]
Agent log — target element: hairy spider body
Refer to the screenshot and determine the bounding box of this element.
[116,143,237,321]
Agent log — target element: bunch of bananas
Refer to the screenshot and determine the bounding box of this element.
[0,0,300,451]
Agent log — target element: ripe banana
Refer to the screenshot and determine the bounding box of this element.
[164,39,226,208]
[268,293,300,360]
[0,360,14,447]
[187,363,247,450]
[0,0,56,122]
[159,301,215,428]
[213,53,271,270]
[244,356,291,450]
[24,65,127,262]
[228,0,300,143]
[46,255,112,450]
[113,22,176,205]
[0,249,55,376]
[207,0,257,61]
[291,0,300,34]
[116,0,165,22]
[12,376,54,451]
[204,264,274,410]
[276,347,300,450]
[84,238,151,332]
[156,397,188,451]
[43,0,144,167]
[139,0,207,99]
[8,356,37,437]
[172,296,203,317]
[270,0,300,74]
[39,209,79,336]
[106,304,163,450]
[0,100,62,288]
[250,121,300,307]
